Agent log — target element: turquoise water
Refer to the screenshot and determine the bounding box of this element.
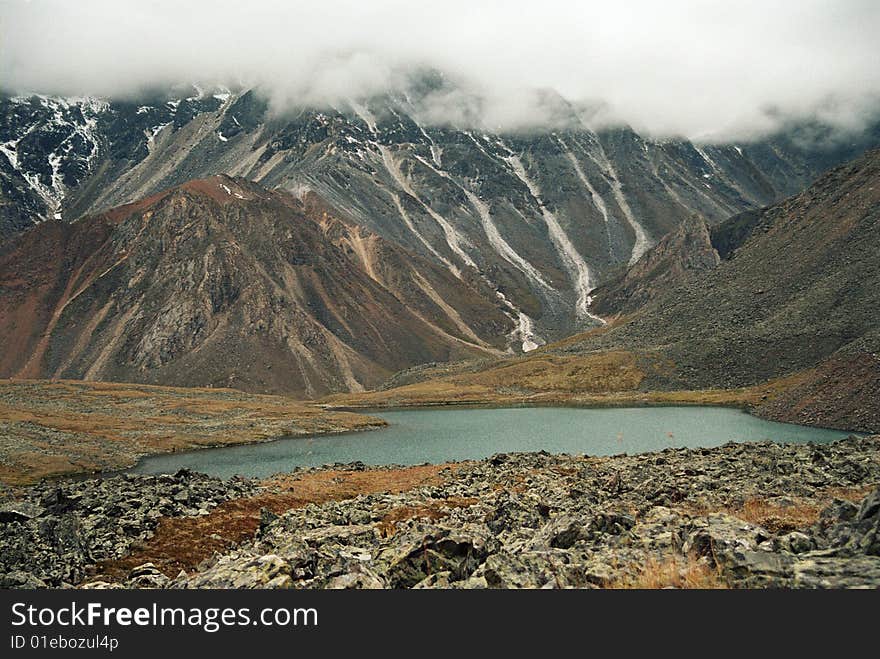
[130,405,855,479]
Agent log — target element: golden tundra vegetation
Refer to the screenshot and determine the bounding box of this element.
[326,342,816,410]
[0,379,383,485]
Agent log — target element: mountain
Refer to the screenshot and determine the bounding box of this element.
[589,213,720,317]
[568,147,880,429]
[0,176,513,396]
[343,148,880,431]
[3,82,879,346]
[583,147,880,392]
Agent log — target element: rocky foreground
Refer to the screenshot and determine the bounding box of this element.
[0,470,257,587]
[2,436,879,589]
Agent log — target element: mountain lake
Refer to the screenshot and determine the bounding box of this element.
[130,405,858,479]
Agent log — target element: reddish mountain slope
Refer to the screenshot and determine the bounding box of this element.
[0,176,512,396]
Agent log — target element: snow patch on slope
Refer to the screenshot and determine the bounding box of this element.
[379,144,477,271]
[145,122,171,153]
[350,100,378,134]
[497,291,542,352]
[559,138,616,261]
[1,95,108,221]
[694,144,720,173]
[501,143,603,324]
[589,144,651,265]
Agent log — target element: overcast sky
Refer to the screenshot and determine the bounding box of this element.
[3,0,879,139]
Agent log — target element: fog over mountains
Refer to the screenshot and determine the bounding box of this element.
[4,1,880,138]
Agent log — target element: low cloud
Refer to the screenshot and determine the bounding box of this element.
[3,0,879,139]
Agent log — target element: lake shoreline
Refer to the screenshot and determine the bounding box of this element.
[88,400,867,483]
[3,435,879,589]
[130,405,858,480]
[0,379,387,487]
[1,378,865,488]
[329,398,864,435]
[323,365,880,436]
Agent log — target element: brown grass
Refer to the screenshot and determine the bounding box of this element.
[468,350,646,392]
[727,499,823,534]
[681,498,821,534]
[821,484,878,503]
[328,376,805,412]
[88,463,455,581]
[0,452,82,484]
[681,485,876,534]
[326,348,816,411]
[328,351,647,407]
[608,555,728,589]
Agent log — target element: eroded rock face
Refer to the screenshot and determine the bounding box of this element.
[5,87,878,346]
[542,150,880,438]
[591,214,720,317]
[5,436,879,590]
[0,177,512,396]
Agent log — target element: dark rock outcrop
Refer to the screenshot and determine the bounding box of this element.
[169,436,880,589]
[0,470,256,587]
[5,436,879,590]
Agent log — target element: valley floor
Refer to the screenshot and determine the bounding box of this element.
[324,348,880,434]
[0,363,870,486]
[2,436,878,589]
[2,376,877,589]
[322,367,831,430]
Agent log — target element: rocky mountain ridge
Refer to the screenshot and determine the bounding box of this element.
[584,147,880,390]
[342,148,880,433]
[0,176,512,395]
[590,213,721,316]
[4,83,878,343]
